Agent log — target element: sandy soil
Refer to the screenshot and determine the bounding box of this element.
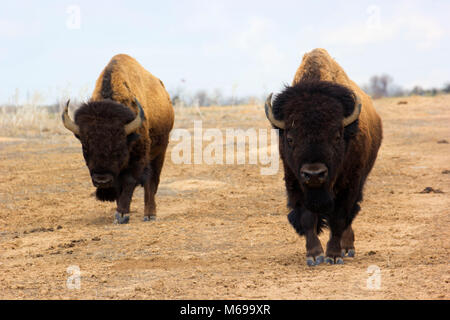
[0,95,449,299]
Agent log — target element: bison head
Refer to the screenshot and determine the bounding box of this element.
[62,99,144,195]
[265,81,361,213]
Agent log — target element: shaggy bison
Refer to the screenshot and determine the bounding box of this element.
[265,48,382,265]
[62,54,174,224]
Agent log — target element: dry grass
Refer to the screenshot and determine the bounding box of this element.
[0,102,257,138]
[0,104,67,137]
[0,95,449,299]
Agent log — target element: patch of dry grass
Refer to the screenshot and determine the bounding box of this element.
[0,102,260,138]
[0,104,67,137]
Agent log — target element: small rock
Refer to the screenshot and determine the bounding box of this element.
[368,251,377,256]
[437,139,449,144]
[419,187,444,194]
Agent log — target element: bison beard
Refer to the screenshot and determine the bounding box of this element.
[303,187,334,214]
[94,166,151,202]
[287,187,334,236]
[96,187,118,202]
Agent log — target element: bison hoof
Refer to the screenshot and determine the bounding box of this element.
[306,254,324,266]
[143,216,156,222]
[315,255,324,265]
[325,257,344,265]
[341,249,356,258]
[114,212,130,224]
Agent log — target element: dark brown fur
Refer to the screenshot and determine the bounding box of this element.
[72,54,174,221]
[272,49,382,263]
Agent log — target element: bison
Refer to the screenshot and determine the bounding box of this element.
[264,48,382,265]
[62,54,174,224]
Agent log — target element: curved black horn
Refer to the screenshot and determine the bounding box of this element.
[264,93,285,129]
[343,95,361,127]
[124,98,145,134]
[62,100,80,135]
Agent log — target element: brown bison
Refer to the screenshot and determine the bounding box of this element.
[62,54,174,224]
[265,48,382,265]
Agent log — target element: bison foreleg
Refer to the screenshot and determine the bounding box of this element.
[327,182,362,261]
[114,174,137,224]
[340,225,355,257]
[325,217,346,264]
[288,208,324,266]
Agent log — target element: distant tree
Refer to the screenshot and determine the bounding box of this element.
[368,74,393,99]
[210,89,223,106]
[388,84,406,97]
[442,83,450,94]
[194,90,210,107]
[410,86,424,96]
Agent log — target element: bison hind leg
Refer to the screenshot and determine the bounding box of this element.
[138,166,151,187]
[96,187,117,202]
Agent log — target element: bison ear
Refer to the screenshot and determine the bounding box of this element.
[127,132,140,144]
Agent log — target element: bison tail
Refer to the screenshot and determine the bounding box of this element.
[95,187,117,202]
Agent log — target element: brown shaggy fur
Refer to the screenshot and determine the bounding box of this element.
[92,54,175,157]
[293,48,383,160]
[73,54,174,221]
[273,48,382,264]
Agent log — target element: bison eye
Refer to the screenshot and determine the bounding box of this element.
[286,135,294,147]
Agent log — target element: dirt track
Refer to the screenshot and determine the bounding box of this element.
[0,95,449,299]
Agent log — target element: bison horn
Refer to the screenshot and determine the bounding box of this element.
[342,95,362,127]
[124,98,145,135]
[62,100,80,135]
[264,93,285,129]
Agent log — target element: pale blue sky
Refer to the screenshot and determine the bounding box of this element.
[1,0,449,104]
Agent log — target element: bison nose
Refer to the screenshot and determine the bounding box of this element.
[300,163,328,187]
[92,173,113,187]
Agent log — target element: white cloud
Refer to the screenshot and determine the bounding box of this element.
[406,68,450,89]
[321,8,445,50]
[232,17,285,71]
[181,0,228,31]
[234,17,272,50]
[0,19,27,37]
[402,15,444,49]
[201,16,285,72]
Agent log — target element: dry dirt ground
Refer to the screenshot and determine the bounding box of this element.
[0,95,449,299]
